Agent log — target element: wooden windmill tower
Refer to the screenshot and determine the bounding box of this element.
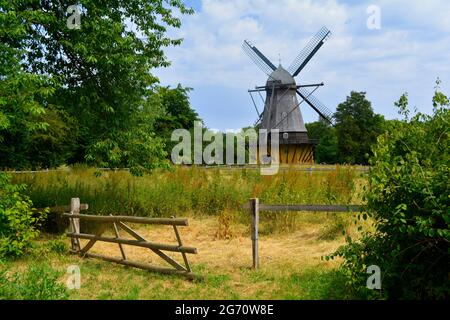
[243,27,334,164]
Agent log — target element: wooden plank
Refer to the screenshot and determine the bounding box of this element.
[62,214,189,226]
[241,203,361,212]
[258,204,361,212]
[172,222,191,272]
[34,204,89,213]
[84,253,200,280]
[69,198,81,252]
[291,145,297,164]
[118,222,186,271]
[79,228,105,257]
[112,216,126,261]
[250,198,259,269]
[66,233,198,254]
[117,222,147,241]
[79,239,97,256]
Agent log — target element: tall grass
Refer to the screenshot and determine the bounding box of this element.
[12,165,361,220]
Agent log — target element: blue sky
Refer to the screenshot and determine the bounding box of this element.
[155,0,450,131]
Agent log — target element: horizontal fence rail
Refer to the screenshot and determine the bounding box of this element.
[62,198,199,279]
[62,213,189,226]
[258,204,361,212]
[34,204,89,213]
[247,198,362,269]
[66,232,198,254]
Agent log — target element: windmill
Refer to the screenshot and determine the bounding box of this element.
[243,26,334,164]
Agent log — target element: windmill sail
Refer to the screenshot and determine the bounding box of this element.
[243,27,334,164]
[296,88,334,124]
[242,40,276,75]
[288,27,331,77]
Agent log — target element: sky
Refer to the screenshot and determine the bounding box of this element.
[154,0,450,131]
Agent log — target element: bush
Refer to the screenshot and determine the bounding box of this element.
[318,213,347,241]
[0,264,68,300]
[329,89,450,299]
[0,173,47,258]
[45,236,68,255]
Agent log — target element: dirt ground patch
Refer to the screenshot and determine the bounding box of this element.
[84,215,345,278]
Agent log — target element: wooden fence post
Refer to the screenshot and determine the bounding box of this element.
[111,215,127,261]
[69,198,81,252]
[172,216,191,273]
[250,198,259,269]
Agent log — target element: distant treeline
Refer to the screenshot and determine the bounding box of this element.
[306,91,389,165]
[170,91,391,167]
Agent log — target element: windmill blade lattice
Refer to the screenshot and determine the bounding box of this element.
[296,87,334,124]
[242,40,277,75]
[288,26,331,77]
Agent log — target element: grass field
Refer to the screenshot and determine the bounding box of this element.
[2,166,369,300]
[12,165,365,218]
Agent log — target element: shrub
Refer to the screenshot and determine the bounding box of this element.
[318,213,347,241]
[45,236,68,255]
[329,89,450,299]
[0,264,68,300]
[0,173,47,258]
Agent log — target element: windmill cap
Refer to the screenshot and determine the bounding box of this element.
[267,65,295,85]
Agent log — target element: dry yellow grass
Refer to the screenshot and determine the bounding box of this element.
[67,214,350,298]
[4,212,363,300]
[85,215,344,273]
[5,165,369,299]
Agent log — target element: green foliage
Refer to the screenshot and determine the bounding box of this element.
[45,236,68,255]
[277,268,351,300]
[329,88,450,299]
[0,264,68,300]
[0,173,47,258]
[334,92,385,165]
[1,1,194,172]
[0,5,58,169]
[156,85,200,132]
[154,85,201,157]
[318,213,348,241]
[306,120,338,164]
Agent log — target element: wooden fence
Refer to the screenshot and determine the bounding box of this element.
[45,198,199,279]
[246,198,362,269]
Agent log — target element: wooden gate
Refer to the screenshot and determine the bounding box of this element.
[246,198,361,269]
[63,198,199,279]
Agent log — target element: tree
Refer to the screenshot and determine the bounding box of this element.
[1,0,193,173]
[306,120,338,164]
[154,85,201,156]
[156,85,200,131]
[334,92,384,164]
[329,88,450,299]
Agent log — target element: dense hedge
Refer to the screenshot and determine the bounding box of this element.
[330,91,449,299]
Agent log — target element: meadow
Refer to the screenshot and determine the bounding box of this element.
[12,165,364,216]
[2,165,369,300]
